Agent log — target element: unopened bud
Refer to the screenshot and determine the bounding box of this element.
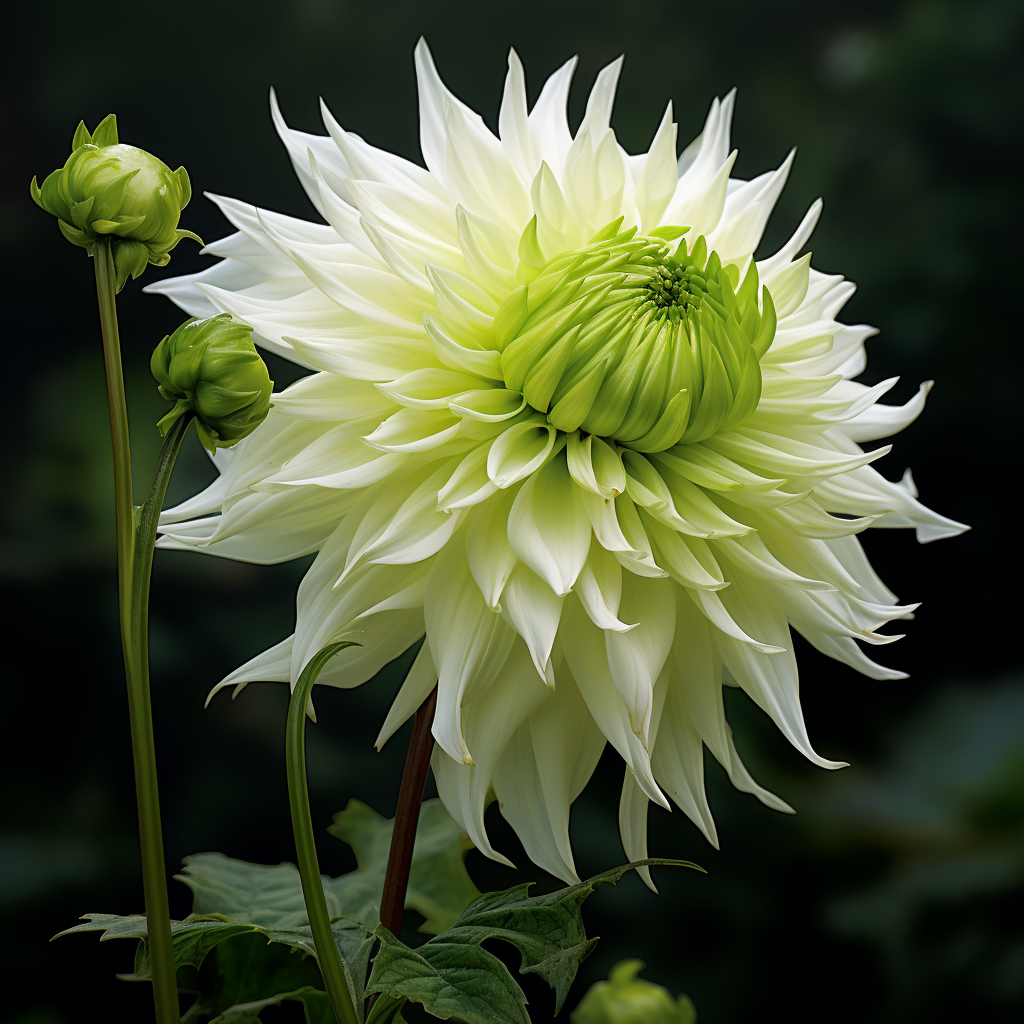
[571,960,696,1024]
[151,315,273,453]
[30,114,201,291]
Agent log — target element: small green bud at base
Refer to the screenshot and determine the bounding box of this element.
[30,114,201,290]
[152,315,273,453]
[571,960,696,1024]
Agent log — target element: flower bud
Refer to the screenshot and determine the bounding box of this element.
[151,315,273,453]
[30,114,201,291]
[571,960,696,1024]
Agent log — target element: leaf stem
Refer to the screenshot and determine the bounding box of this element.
[93,237,181,1024]
[286,646,361,1024]
[378,688,438,938]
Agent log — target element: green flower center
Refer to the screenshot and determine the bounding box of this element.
[493,222,777,453]
[645,260,700,313]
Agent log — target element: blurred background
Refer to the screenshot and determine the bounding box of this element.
[3,0,1022,1020]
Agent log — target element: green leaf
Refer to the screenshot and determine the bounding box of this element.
[176,853,374,971]
[178,852,375,1011]
[194,931,334,1019]
[57,797,477,1019]
[327,798,480,934]
[55,914,255,980]
[449,860,701,1010]
[58,856,373,1020]
[363,996,409,1024]
[209,985,334,1024]
[367,926,529,1024]
[369,858,702,1018]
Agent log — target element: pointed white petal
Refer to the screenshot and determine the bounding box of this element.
[507,454,591,595]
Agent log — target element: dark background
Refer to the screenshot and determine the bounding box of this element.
[3,1,1022,1021]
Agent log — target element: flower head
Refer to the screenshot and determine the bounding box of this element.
[150,43,967,883]
[152,315,273,452]
[31,114,200,289]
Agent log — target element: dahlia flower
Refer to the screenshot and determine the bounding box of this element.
[150,42,965,884]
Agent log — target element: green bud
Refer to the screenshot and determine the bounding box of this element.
[571,960,696,1024]
[30,114,201,291]
[151,315,273,453]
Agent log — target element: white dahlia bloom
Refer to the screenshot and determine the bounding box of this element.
[150,42,966,884]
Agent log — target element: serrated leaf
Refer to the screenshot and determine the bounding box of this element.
[58,798,477,1019]
[59,858,373,1020]
[424,858,702,1014]
[470,858,700,1011]
[177,853,374,1001]
[367,926,529,1024]
[209,984,333,1024]
[195,931,332,1019]
[55,913,255,979]
[327,798,480,934]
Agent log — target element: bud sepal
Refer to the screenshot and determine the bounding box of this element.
[151,315,273,453]
[30,114,201,290]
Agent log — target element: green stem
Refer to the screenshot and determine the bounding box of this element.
[94,238,181,1024]
[286,648,361,1024]
[133,413,195,628]
[94,239,135,635]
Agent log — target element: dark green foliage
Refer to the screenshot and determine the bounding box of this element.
[327,799,481,935]
[56,796,481,1022]
[366,859,702,1022]
[59,841,700,1023]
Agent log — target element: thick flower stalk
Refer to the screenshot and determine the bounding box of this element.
[149,43,966,884]
[31,114,200,290]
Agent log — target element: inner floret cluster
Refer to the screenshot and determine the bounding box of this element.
[492,227,774,452]
[645,260,696,312]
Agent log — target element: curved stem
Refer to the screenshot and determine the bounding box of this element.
[378,688,437,939]
[94,238,181,1024]
[286,649,361,1024]
[133,413,195,625]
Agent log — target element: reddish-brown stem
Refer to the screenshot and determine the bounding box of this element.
[378,687,438,938]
